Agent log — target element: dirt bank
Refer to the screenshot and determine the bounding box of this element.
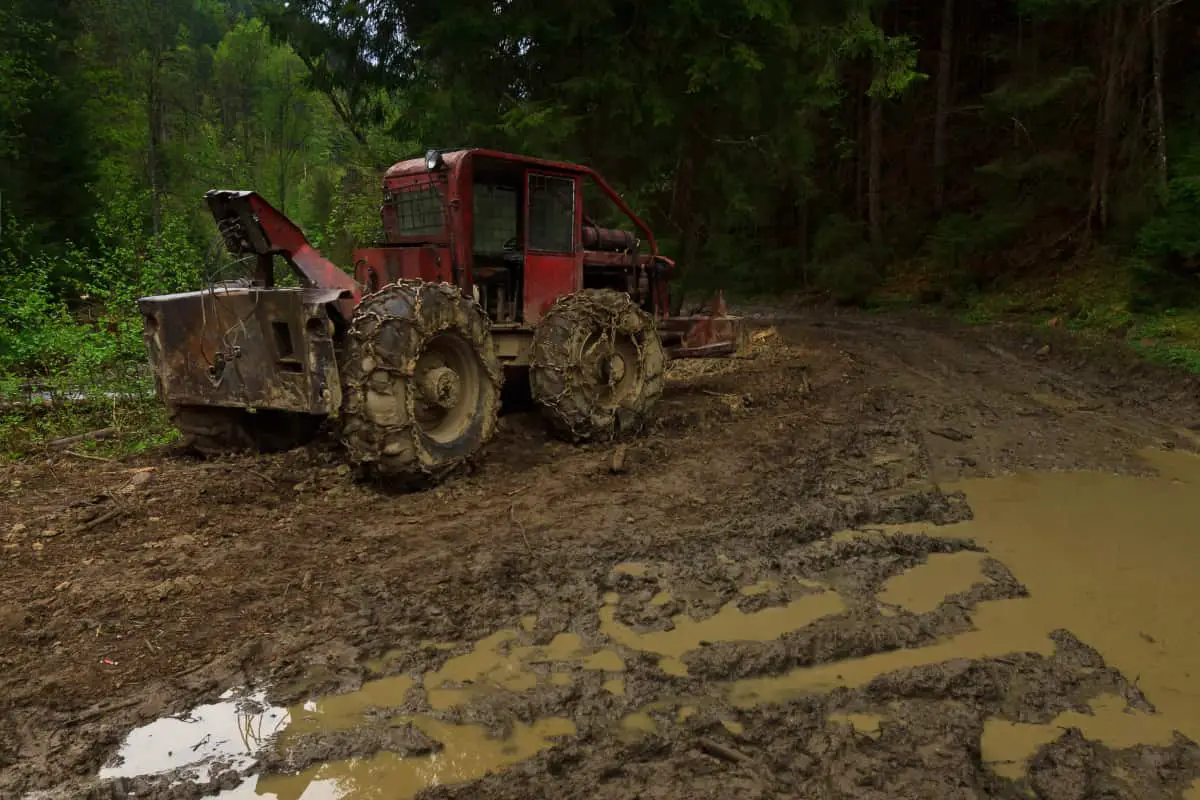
[3,309,1199,799]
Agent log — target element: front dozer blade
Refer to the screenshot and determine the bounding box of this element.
[137,285,345,415]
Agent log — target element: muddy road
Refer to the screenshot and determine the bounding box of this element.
[4,309,1200,799]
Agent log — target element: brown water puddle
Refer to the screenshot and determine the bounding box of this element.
[599,582,844,676]
[740,579,777,596]
[828,712,884,738]
[254,717,575,799]
[981,693,1176,778]
[285,676,415,739]
[730,448,1200,762]
[877,550,988,614]
[424,629,591,709]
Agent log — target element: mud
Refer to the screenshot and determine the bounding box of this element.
[4,308,1200,799]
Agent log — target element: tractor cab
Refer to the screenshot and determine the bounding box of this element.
[353,149,669,328]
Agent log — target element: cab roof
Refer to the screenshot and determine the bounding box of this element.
[383,148,594,181]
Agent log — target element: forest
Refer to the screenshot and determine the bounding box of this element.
[2,0,1198,452]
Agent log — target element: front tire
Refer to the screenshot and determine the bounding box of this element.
[529,289,666,442]
[339,280,502,483]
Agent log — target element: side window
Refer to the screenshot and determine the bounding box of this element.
[473,183,518,254]
[527,174,575,253]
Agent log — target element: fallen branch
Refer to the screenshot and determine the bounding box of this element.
[695,737,775,789]
[697,737,754,765]
[247,469,275,486]
[510,503,533,556]
[47,427,117,449]
[64,450,114,464]
[928,426,971,442]
[79,507,123,531]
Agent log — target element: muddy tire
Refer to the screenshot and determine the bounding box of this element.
[530,288,667,442]
[339,280,502,483]
[171,406,322,455]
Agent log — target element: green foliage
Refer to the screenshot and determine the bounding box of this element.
[926,208,1032,289]
[1136,177,1200,271]
[815,8,926,99]
[1128,311,1200,373]
[809,214,882,304]
[1129,129,1200,312]
[982,67,1092,115]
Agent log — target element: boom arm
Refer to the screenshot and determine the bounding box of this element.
[206,190,362,315]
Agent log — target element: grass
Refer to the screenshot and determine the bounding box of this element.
[0,374,177,460]
[875,252,1200,374]
[1127,312,1200,372]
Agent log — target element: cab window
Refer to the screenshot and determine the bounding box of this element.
[527,174,575,253]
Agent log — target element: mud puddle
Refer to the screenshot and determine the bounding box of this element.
[99,689,287,783]
[249,717,576,799]
[599,577,844,676]
[733,448,1200,764]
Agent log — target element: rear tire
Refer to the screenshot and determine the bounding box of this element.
[171,406,322,455]
[339,280,502,483]
[529,288,666,442]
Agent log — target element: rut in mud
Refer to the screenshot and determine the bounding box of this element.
[3,309,1200,799]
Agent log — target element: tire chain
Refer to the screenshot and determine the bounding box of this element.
[529,288,666,442]
[339,279,502,481]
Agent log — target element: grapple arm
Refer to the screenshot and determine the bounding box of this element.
[206,190,361,317]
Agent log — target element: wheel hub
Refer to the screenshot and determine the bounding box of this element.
[600,352,627,385]
[419,366,462,410]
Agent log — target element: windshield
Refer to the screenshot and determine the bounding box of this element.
[388,182,446,237]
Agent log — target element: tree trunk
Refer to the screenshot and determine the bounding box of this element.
[1013,16,1023,149]
[147,58,162,238]
[933,0,955,211]
[1150,0,1168,196]
[868,79,883,247]
[278,61,292,215]
[1088,2,1125,233]
[856,68,867,224]
[798,196,809,288]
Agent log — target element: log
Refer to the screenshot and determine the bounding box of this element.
[46,428,117,449]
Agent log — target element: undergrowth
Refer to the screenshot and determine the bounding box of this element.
[876,249,1200,373]
[0,203,193,459]
[0,387,177,461]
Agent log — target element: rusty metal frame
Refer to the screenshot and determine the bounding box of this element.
[657,291,743,359]
[138,285,343,414]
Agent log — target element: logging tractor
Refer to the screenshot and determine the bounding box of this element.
[137,148,743,482]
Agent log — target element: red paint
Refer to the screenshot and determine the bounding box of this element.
[521,171,583,325]
[524,251,581,325]
[203,150,740,359]
[385,149,663,260]
[205,190,360,321]
[353,245,453,291]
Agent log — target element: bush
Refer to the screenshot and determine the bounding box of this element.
[1131,177,1200,311]
[0,199,202,454]
[808,214,882,304]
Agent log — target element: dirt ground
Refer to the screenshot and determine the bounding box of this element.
[3,308,1200,800]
